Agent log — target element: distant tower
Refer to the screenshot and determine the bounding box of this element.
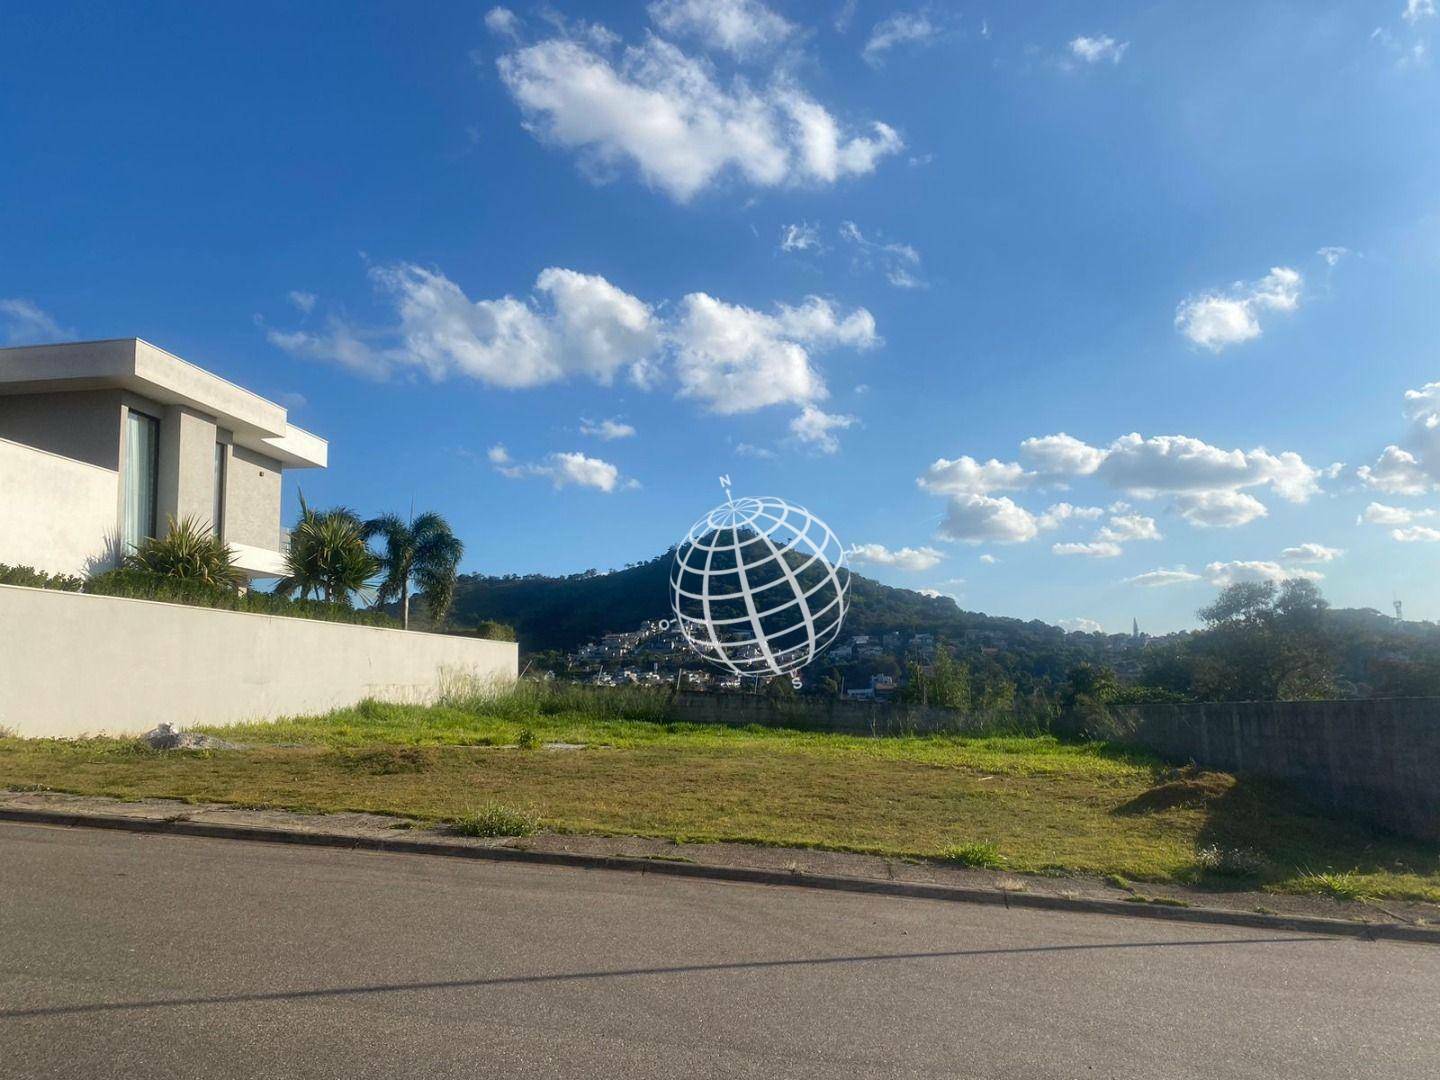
[1132,618,1140,640]
[1394,598,1404,622]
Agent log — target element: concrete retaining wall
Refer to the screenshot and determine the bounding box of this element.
[0,584,517,738]
[1103,699,1440,843]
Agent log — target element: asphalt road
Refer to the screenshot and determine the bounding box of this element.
[0,824,1435,1079]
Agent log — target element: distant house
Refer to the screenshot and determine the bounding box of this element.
[0,339,326,580]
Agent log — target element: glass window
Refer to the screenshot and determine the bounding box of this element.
[122,409,159,551]
[213,442,226,538]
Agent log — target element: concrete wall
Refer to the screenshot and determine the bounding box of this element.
[225,444,282,550]
[1100,699,1440,844]
[156,403,219,529]
[0,584,517,738]
[0,389,123,470]
[0,439,119,576]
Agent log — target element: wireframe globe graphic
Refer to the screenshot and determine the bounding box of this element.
[670,491,850,680]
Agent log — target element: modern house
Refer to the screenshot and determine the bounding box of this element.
[0,338,326,580]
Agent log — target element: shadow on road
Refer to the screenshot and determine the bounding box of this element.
[1,935,1326,1019]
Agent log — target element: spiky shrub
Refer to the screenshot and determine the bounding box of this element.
[274,495,378,606]
[124,515,244,589]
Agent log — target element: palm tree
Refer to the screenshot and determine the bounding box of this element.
[362,511,464,629]
[274,494,378,606]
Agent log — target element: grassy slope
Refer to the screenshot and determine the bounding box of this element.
[1,688,1435,902]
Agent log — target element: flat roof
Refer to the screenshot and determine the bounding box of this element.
[0,338,326,468]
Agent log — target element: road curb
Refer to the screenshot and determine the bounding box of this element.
[4,805,1437,945]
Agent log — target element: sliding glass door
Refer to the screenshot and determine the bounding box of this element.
[122,409,159,551]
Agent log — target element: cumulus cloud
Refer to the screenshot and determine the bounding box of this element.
[918,456,1031,497]
[580,417,636,440]
[938,494,1039,545]
[493,448,634,492]
[863,11,941,67]
[1019,432,1106,477]
[287,290,317,314]
[1097,513,1162,542]
[1069,34,1129,64]
[1095,433,1322,503]
[1206,560,1323,586]
[1359,502,1434,526]
[1280,542,1343,563]
[647,0,795,56]
[1392,525,1440,542]
[1036,502,1105,530]
[978,553,998,564]
[849,543,944,571]
[1175,267,1302,352]
[268,263,877,447]
[1357,446,1429,495]
[1356,382,1440,495]
[788,405,856,454]
[0,298,74,345]
[1124,567,1203,587]
[1052,541,1124,558]
[495,31,902,202]
[839,220,924,288]
[1174,490,1269,528]
[1404,0,1436,23]
[673,293,876,417]
[1060,617,1104,633]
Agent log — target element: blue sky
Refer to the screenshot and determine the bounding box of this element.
[3,1,1439,633]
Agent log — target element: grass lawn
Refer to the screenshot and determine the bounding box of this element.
[2,684,1436,903]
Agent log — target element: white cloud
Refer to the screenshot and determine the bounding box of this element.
[287,290,317,314]
[1206,560,1323,586]
[838,220,924,288]
[918,456,1031,496]
[735,442,776,459]
[849,543,944,571]
[863,11,941,67]
[580,417,636,440]
[484,6,521,39]
[495,33,901,202]
[494,448,632,492]
[1174,490,1269,528]
[788,405,856,454]
[1392,525,1440,542]
[1280,542,1343,564]
[1359,445,1432,495]
[1175,266,1302,352]
[1052,540,1124,559]
[1069,34,1129,64]
[1036,502,1105,530]
[1019,432,1106,477]
[938,494,1039,545]
[647,0,795,57]
[1124,567,1203,587]
[778,222,821,252]
[0,299,74,345]
[1404,0,1436,24]
[1096,433,1321,503]
[1097,513,1162,542]
[268,264,875,438]
[1060,617,1104,633]
[1360,502,1434,526]
[672,293,876,415]
[1317,246,1351,267]
[978,553,998,564]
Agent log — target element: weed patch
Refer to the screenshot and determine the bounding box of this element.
[452,802,540,838]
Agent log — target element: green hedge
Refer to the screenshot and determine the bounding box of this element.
[448,619,518,642]
[82,568,401,628]
[0,564,84,592]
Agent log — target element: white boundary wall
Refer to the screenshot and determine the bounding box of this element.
[0,585,517,738]
[0,437,118,577]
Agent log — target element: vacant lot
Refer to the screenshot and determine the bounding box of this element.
[2,686,1436,902]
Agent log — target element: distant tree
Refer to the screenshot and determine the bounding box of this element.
[363,511,464,629]
[1187,579,1337,701]
[275,495,377,606]
[126,515,244,589]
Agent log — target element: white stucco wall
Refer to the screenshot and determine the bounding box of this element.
[0,438,119,576]
[0,585,518,738]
